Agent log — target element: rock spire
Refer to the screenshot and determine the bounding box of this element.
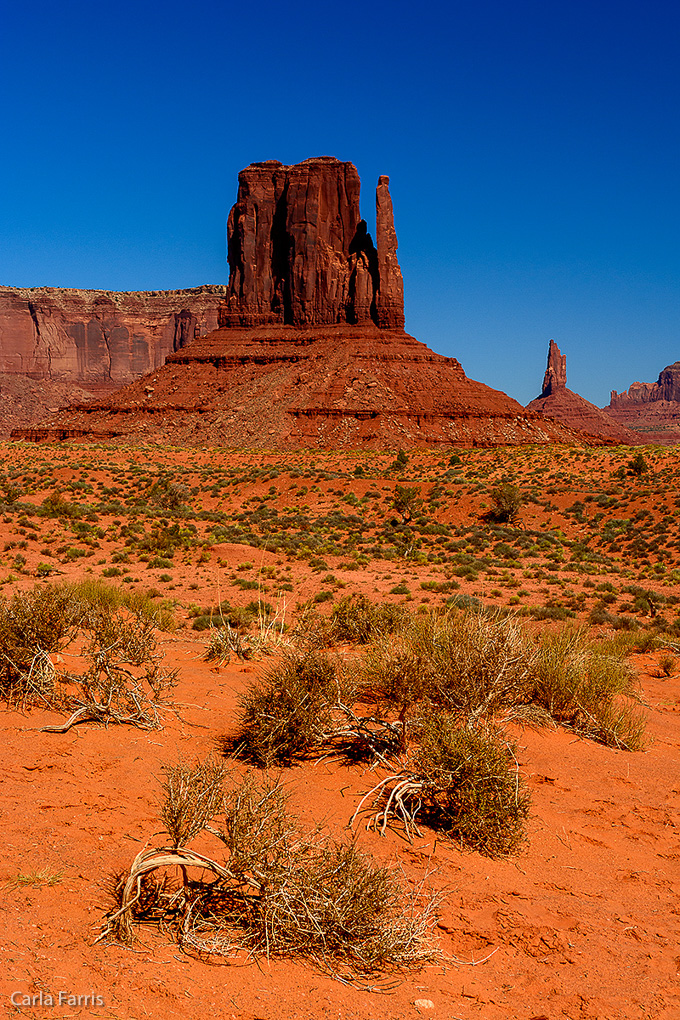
[541,339,567,396]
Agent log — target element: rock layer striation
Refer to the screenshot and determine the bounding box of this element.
[606,361,680,443]
[0,285,225,385]
[13,324,591,448]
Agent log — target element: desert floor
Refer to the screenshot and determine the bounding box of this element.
[1,439,679,1020]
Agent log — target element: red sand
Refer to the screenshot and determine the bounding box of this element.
[2,632,679,1020]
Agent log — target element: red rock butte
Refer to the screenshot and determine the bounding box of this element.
[525,339,642,445]
[606,361,680,444]
[13,157,593,448]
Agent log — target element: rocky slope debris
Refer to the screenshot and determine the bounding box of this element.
[12,322,592,449]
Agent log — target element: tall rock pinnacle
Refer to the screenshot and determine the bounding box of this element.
[541,339,567,396]
[375,175,405,329]
[222,157,405,329]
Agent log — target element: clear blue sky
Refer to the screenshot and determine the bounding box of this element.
[1,0,678,406]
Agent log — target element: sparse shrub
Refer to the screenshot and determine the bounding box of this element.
[203,623,252,663]
[42,607,178,733]
[297,594,407,648]
[160,755,226,849]
[105,768,438,979]
[532,628,646,750]
[628,452,648,476]
[415,713,529,855]
[447,593,482,611]
[351,712,529,857]
[147,476,190,511]
[0,585,78,702]
[39,488,82,520]
[392,485,422,523]
[659,653,676,677]
[359,610,535,734]
[192,600,256,633]
[0,581,176,722]
[391,449,409,472]
[488,482,523,524]
[235,649,345,765]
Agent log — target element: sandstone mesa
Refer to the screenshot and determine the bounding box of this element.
[11,157,587,448]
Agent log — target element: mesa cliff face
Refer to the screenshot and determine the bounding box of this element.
[606,361,680,443]
[0,285,225,384]
[609,362,680,407]
[526,340,642,444]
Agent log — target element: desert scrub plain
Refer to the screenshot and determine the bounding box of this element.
[0,439,679,1020]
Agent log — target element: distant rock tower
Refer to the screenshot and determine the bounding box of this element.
[221,157,405,329]
[525,338,641,443]
[541,339,567,396]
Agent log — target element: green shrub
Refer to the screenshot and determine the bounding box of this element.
[358,610,535,732]
[328,594,407,644]
[488,483,523,524]
[414,712,530,856]
[628,452,648,476]
[235,649,345,765]
[532,628,646,750]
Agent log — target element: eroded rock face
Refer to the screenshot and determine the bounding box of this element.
[221,157,404,329]
[541,339,567,396]
[609,362,680,407]
[0,285,225,384]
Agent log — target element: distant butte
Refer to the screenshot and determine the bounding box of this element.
[606,362,680,444]
[13,158,593,448]
[525,340,642,444]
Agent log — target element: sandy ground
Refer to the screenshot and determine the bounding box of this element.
[1,632,679,1020]
[1,440,680,1019]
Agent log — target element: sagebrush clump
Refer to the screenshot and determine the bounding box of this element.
[105,764,439,981]
[235,649,348,765]
[0,581,177,730]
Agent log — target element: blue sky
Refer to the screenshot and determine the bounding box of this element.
[1,0,678,406]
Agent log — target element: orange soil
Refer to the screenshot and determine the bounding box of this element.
[1,635,679,1019]
[1,441,680,1019]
